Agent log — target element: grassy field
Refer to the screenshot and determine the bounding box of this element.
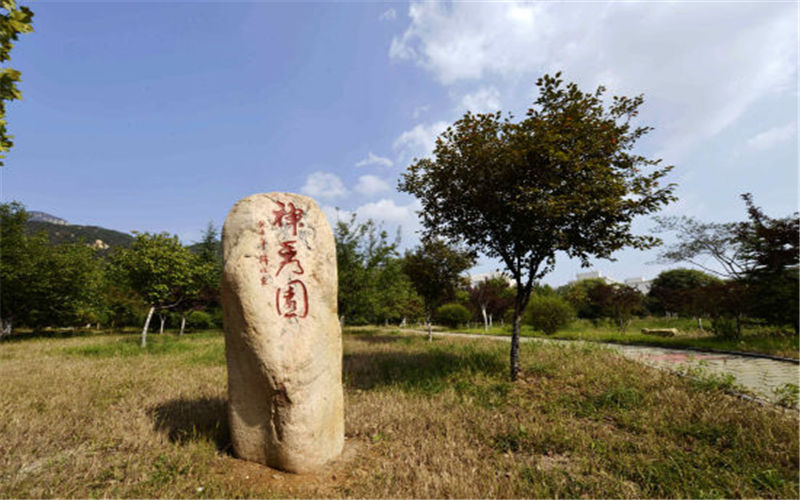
[447,317,800,360]
[1,328,797,498]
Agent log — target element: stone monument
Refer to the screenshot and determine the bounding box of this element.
[221,192,344,473]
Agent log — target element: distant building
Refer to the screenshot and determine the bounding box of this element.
[568,270,651,293]
[570,271,620,286]
[467,271,515,287]
[624,277,652,294]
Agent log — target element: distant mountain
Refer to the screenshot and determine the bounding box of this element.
[187,239,223,262]
[25,219,135,251]
[28,211,69,226]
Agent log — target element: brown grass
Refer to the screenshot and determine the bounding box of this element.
[0,329,797,498]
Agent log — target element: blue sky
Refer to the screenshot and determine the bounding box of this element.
[3,1,797,286]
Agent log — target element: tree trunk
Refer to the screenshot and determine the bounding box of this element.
[159,313,166,334]
[141,306,155,348]
[426,313,432,342]
[481,305,488,333]
[179,313,186,336]
[510,304,522,381]
[0,318,12,340]
[489,313,493,329]
[339,315,345,328]
[697,317,704,332]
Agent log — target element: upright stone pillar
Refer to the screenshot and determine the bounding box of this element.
[221,193,344,473]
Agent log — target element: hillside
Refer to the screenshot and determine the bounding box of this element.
[25,220,135,250]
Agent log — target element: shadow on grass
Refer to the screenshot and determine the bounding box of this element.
[1,328,103,343]
[343,344,506,394]
[149,396,232,453]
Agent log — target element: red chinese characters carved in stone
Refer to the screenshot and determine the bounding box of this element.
[275,279,308,318]
[276,240,304,276]
[272,201,304,236]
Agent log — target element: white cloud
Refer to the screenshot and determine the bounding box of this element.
[393,120,449,162]
[355,175,391,196]
[459,86,501,114]
[379,8,397,21]
[746,122,797,151]
[356,198,420,225]
[412,104,430,119]
[355,151,393,168]
[300,171,348,200]
[390,1,798,160]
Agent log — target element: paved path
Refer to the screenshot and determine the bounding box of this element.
[411,330,799,406]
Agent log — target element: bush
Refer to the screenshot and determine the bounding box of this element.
[435,303,471,328]
[711,316,739,340]
[524,295,574,335]
[185,310,216,330]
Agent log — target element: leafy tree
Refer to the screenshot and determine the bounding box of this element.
[648,268,720,329]
[468,275,514,331]
[736,194,799,332]
[334,214,420,326]
[400,73,676,379]
[656,193,799,333]
[0,0,33,167]
[1,202,103,335]
[558,278,607,320]
[588,283,644,333]
[175,223,223,335]
[0,201,31,334]
[402,238,475,340]
[524,294,574,335]
[110,232,193,347]
[434,302,471,328]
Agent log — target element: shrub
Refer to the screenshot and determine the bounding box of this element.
[711,316,739,340]
[524,295,574,335]
[435,303,471,328]
[185,310,215,330]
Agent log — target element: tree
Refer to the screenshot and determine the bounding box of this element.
[468,275,514,332]
[399,73,676,379]
[402,238,475,341]
[524,294,574,335]
[656,193,799,333]
[0,1,34,166]
[110,232,193,347]
[334,214,420,326]
[736,194,799,332]
[587,283,644,333]
[648,268,721,329]
[175,223,223,335]
[1,202,104,335]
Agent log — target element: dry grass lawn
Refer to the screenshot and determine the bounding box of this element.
[0,329,797,498]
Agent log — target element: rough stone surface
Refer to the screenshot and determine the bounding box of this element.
[221,192,344,473]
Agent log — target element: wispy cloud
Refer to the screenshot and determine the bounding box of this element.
[355,175,391,196]
[300,171,348,200]
[746,122,796,151]
[379,8,397,21]
[355,152,394,168]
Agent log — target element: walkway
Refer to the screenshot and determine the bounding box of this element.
[412,330,799,406]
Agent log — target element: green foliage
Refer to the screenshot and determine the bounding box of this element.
[335,214,421,325]
[1,202,105,331]
[648,268,721,317]
[0,0,33,166]
[435,302,471,328]
[558,278,607,319]
[399,72,675,379]
[109,232,194,308]
[524,294,574,335]
[467,275,515,325]
[24,220,134,251]
[402,238,475,320]
[588,283,644,332]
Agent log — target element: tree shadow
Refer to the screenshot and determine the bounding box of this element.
[349,334,411,344]
[1,328,101,343]
[343,346,506,394]
[148,396,231,453]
